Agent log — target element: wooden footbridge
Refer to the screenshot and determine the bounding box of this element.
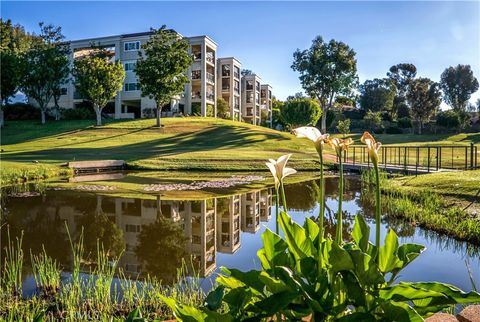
[335,144,479,175]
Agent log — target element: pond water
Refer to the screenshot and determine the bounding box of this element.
[1,175,479,295]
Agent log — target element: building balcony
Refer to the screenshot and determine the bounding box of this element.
[206,53,215,64]
[222,85,230,92]
[193,52,201,61]
[192,92,202,100]
[234,72,240,79]
[206,72,215,84]
[206,92,215,101]
[192,70,201,80]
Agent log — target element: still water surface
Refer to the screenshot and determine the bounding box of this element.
[1,175,479,294]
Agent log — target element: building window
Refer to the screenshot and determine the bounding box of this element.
[246,91,253,103]
[234,96,240,109]
[125,224,141,233]
[246,80,254,91]
[222,78,230,91]
[124,83,140,92]
[222,64,231,77]
[192,70,201,80]
[60,87,67,95]
[234,66,240,79]
[124,41,140,52]
[256,81,260,92]
[124,60,136,72]
[234,80,240,94]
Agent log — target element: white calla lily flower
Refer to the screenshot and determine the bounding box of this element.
[361,131,382,165]
[292,126,329,153]
[265,154,297,189]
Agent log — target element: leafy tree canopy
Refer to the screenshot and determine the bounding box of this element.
[440,64,479,112]
[387,63,417,96]
[73,51,125,126]
[280,97,322,129]
[135,25,192,127]
[216,97,230,119]
[292,36,358,132]
[407,78,441,134]
[359,78,396,116]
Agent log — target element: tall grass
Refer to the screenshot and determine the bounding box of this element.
[0,225,204,321]
[361,170,480,244]
[0,165,73,186]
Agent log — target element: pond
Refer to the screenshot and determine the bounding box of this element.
[1,174,479,295]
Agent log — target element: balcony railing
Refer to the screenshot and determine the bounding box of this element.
[234,72,240,79]
[206,53,215,64]
[206,92,215,101]
[234,87,240,94]
[206,72,215,84]
[192,70,201,80]
[193,52,201,61]
[192,92,201,99]
[222,85,230,91]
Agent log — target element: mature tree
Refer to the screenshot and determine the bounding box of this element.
[334,95,356,107]
[407,78,441,134]
[216,97,229,119]
[358,78,396,117]
[241,69,253,76]
[336,119,351,137]
[0,19,36,127]
[271,97,285,128]
[280,97,321,128]
[476,98,480,113]
[387,63,417,117]
[73,50,125,126]
[292,36,358,132]
[440,64,479,111]
[363,110,383,132]
[136,26,192,127]
[436,110,461,130]
[286,92,305,101]
[21,23,70,124]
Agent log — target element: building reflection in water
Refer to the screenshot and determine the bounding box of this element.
[1,188,273,282]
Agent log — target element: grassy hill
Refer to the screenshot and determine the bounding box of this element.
[0,118,320,183]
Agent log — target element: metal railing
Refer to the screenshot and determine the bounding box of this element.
[341,143,479,172]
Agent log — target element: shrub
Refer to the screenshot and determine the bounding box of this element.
[206,104,215,117]
[436,110,460,129]
[4,103,41,120]
[61,107,96,120]
[385,125,403,134]
[363,110,383,132]
[336,118,351,137]
[191,102,201,116]
[216,98,230,119]
[397,117,412,128]
[280,98,321,128]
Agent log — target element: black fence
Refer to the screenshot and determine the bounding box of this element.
[341,143,479,172]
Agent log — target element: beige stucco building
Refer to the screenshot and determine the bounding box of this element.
[217,57,242,121]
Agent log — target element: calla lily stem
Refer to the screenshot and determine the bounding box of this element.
[336,151,343,244]
[374,162,381,251]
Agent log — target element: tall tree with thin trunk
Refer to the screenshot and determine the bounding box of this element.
[292,36,358,132]
[21,23,70,124]
[387,63,417,117]
[73,50,125,126]
[0,19,36,127]
[440,64,479,112]
[407,78,441,134]
[135,26,192,127]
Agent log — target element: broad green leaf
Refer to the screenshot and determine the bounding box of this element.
[341,271,366,307]
[254,290,299,315]
[329,242,354,273]
[379,283,447,302]
[397,243,425,268]
[379,229,402,273]
[352,215,370,252]
[204,286,225,311]
[226,268,265,293]
[258,271,290,294]
[304,217,320,242]
[381,301,423,322]
[216,274,245,290]
[278,211,315,262]
[407,282,480,306]
[258,228,288,270]
[160,295,207,322]
[348,249,384,286]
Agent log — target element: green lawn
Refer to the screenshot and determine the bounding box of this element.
[2,118,479,184]
[1,118,320,183]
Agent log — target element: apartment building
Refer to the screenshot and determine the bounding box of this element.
[52,32,217,119]
[217,57,242,121]
[241,74,262,125]
[32,29,275,127]
[260,84,273,127]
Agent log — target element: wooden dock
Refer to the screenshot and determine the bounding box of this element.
[67,160,125,174]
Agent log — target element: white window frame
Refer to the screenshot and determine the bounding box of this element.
[124,41,140,52]
[124,60,136,72]
[124,82,140,92]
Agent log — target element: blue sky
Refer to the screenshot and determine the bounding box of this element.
[2,1,479,105]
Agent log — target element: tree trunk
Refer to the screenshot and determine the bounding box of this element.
[320,105,327,133]
[418,121,423,135]
[41,110,46,124]
[155,104,163,128]
[94,105,102,126]
[0,109,4,128]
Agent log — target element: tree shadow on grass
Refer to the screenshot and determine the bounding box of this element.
[3,125,290,163]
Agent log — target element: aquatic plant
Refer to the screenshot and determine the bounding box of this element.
[162,132,480,321]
